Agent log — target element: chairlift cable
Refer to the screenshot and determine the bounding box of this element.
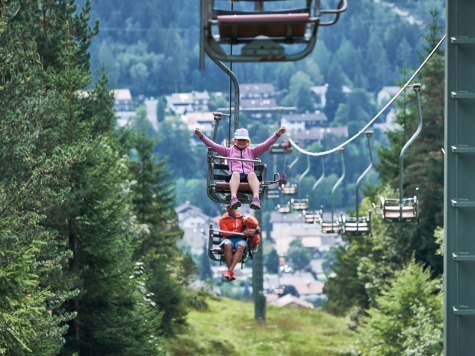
[288,34,446,157]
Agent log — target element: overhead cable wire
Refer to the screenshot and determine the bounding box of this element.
[288,34,446,157]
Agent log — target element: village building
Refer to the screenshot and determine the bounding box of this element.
[181,111,216,139]
[176,201,215,255]
[281,112,328,132]
[113,89,135,127]
[166,91,210,115]
[240,83,276,99]
[270,212,341,257]
[290,126,349,146]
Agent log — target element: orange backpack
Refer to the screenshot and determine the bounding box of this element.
[243,216,261,251]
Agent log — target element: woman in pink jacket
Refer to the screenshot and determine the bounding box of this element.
[195,125,286,210]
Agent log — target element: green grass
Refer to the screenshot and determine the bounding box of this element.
[167,296,356,355]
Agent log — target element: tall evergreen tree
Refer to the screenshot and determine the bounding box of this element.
[264,247,280,274]
[0,5,75,353]
[126,114,188,336]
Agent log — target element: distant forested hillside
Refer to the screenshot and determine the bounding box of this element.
[87,0,443,99]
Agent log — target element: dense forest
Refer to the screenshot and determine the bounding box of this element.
[0,1,193,354]
[0,0,446,354]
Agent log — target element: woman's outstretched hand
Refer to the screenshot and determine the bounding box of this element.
[194,128,203,138]
[276,127,286,137]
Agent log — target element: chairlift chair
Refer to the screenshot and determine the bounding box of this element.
[282,183,297,195]
[270,139,293,154]
[266,184,281,199]
[304,157,325,224]
[374,84,422,223]
[208,224,253,267]
[321,214,343,234]
[378,196,419,223]
[342,213,371,235]
[207,153,280,204]
[291,198,309,210]
[343,131,374,236]
[276,202,291,214]
[320,148,345,234]
[200,0,348,64]
[205,111,280,204]
[304,208,321,224]
[281,154,300,195]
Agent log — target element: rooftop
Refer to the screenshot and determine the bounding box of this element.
[281,112,328,122]
[240,83,275,95]
[113,89,132,101]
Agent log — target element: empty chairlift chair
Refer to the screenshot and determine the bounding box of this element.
[379,196,418,222]
[374,84,422,223]
[270,139,293,154]
[304,156,325,224]
[304,208,322,224]
[291,198,309,210]
[343,131,374,236]
[321,148,345,234]
[290,155,311,210]
[281,155,299,195]
[267,141,292,199]
[344,212,371,235]
[266,184,281,199]
[200,0,348,63]
[282,183,297,195]
[276,201,292,214]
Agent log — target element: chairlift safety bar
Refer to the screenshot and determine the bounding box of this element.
[212,229,246,237]
[214,155,262,164]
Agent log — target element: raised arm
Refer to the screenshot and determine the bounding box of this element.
[251,127,287,157]
[195,127,229,157]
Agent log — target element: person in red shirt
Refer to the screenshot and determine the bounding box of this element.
[219,205,257,281]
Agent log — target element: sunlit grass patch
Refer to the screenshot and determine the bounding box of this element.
[168,296,356,355]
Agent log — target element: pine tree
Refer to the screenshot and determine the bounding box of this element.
[323,243,369,316]
[0,5,76,353]
[264,247,280,274]
[49,41,161,354]
[126,113,188,336]
[355,260,442,355]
